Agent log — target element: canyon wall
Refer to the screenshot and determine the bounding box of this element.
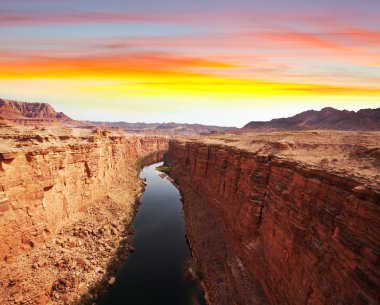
[166,140,380,305]
[0,132,167,261]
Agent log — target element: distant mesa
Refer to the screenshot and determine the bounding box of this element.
[242,107,380,132]
[0,98,76,126]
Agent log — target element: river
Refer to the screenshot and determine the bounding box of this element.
[97,162,205,305]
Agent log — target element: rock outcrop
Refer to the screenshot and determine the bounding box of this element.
[166,138,380,305]
[0,99,77,126]
[0,128,167,261]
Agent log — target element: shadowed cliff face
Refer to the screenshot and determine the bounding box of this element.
[166,139,380,305]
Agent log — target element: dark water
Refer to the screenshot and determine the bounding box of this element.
[98,162,205,305]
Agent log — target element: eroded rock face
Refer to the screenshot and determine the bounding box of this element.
[0,99,76,126]
[166,140,380,305]
[0,132,167,261]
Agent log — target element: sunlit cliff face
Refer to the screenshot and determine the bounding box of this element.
[1,0,379,125]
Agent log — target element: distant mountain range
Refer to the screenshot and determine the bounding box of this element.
[88,121,237,135]
[242,107,380,132]
[1,99,379,133]
[0,99,236,134]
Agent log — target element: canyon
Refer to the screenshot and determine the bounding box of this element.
[0,100,379,305]
[166,132,380,305]
[0,125,167,304]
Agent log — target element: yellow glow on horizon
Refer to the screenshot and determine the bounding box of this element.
[2,69,380,102]
[1,53,379,119]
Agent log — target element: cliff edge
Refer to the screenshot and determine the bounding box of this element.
[166,131,380,305]
[0,125,168,304]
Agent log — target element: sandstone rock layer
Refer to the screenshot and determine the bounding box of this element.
[166,140,380,305]
[0,99,76,126]
[0,131,167,261]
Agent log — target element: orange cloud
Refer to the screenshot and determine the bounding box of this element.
[0,52,235,79]
[0,49,379,101]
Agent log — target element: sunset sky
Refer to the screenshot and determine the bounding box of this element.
[0,0,379,126]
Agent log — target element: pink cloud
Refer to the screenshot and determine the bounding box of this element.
[1,8,379,30]
[0,10,180,26]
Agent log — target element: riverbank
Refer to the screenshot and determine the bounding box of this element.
[0,177,141,305]
[98,162,206,305]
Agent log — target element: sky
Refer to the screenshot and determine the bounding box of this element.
[0,0,379,127]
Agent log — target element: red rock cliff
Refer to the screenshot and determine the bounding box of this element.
[0,130,167,261]
[166,140,380,305]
